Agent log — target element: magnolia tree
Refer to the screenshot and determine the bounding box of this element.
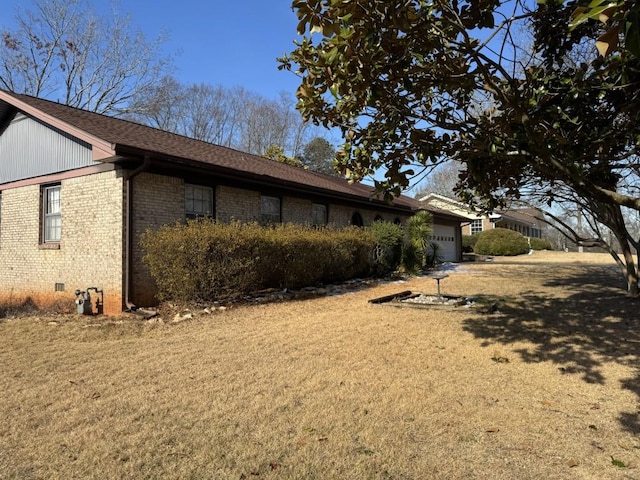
[279,0,640,296]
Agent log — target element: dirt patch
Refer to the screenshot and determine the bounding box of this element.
[0,251,638,479]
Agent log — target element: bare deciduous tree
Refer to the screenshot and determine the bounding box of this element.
[413,161,463,199]
[129,75,185,132]
[0,0,171,115]
[238,92,311,158]
[132,79,321,162]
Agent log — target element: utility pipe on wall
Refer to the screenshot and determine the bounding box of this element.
[123,155,151,311]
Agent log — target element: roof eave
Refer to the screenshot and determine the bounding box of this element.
[113,147,416,214]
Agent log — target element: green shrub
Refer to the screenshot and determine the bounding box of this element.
[529,237,553,250]
[400,242,422,274]
[474,227,530,256]
[462,233,480,253]
[425,241,443,267]
[368,221,404,275]
[141,221,377,303]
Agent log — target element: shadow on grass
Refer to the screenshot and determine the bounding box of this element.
[462,264,640,434]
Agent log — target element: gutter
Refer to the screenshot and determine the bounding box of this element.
[123,155,151,311]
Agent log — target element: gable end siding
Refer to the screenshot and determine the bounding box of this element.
[0,113,95,184]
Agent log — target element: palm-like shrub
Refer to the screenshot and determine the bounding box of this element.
[403,210,435,271]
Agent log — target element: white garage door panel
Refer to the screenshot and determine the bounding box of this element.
[431,224,457,262]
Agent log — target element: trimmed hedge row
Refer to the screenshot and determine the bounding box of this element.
[474,227,530,256]
[141,221,381,302]
[466,229,553,255]
[529,237,553,250]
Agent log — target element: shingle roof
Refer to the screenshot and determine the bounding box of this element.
[496,208,544,225]
[1,90,420,210]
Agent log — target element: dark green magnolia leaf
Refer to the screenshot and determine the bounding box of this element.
[626,12,640,58]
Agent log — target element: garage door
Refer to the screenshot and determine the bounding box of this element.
[430,224,457,262]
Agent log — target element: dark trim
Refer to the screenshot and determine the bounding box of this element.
[112,149,416,216]
[0,163,117,191]
[0,104,16,136]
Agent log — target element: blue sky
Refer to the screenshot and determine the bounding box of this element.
[2,0,304,100]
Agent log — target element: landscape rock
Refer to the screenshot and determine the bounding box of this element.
[172,312,193,323]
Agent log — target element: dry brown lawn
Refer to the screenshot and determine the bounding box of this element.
[1,251,639,479]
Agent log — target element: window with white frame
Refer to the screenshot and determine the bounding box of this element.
[312,203,328,226]
[470,218,483,235]
[43,184,61,243]
[261,195,281,224]
[185,184,213,218]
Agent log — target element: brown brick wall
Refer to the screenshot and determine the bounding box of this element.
[0,169,415,314]
[130,172,184,307]
[216,185,260,223]
[0,170,124,314]
[282,196,312,224]
[128,175,413,308]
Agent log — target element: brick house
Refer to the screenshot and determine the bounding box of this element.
[419,193,546,239]
[0,91,464,314]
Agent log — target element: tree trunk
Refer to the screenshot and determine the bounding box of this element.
[624,258,640,297]
[607,206,640,297]
[593,201,640,297]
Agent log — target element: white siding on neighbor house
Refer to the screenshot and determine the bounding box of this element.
[0,113,95,184]
[431,223,457,262]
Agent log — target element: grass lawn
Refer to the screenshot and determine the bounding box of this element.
[1,251,639,479]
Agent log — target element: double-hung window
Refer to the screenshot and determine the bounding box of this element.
[261,195,281,224]
[185,184,213,218]
[43,184,61,243]
[312,203,328,226]
[470,218,483,235]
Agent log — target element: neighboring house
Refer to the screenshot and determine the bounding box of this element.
[0,91,463,314]
[419,193,546,239]
[491,208,546,239]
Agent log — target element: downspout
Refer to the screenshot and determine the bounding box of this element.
[124,155,151,311]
